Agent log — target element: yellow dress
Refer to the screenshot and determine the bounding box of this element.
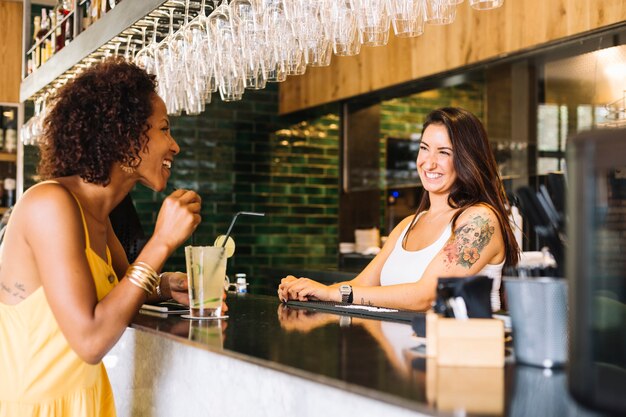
[0,184,119,416]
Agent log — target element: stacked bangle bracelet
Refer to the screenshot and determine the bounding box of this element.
[126,261,161,295]
[155,274,164,298]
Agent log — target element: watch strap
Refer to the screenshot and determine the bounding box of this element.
[340,285,353,304]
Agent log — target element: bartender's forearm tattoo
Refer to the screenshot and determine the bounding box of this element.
[1,281,10,294]
[360,297,372,306]
[443,214,495,269]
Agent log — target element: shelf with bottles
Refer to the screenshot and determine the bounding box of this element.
[25,0,125,76]
[21,0,165,102]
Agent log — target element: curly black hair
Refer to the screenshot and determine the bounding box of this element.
[38,57,157,185]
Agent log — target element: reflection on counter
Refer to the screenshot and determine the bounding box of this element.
[106,295,613,417]
[273,296,608,417]
[426,359,504,416]
[188,319,227,350]
[507,366,603,417]
[277,304,423,382]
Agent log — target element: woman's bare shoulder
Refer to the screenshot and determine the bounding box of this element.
[455,204,499,228]
[20,181,72,202]
[399,214,417,227]
[14,182,79,221]
[388,214,418,237]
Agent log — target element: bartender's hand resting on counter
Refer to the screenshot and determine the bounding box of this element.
[277,304,339,332]
[278,275,340,303]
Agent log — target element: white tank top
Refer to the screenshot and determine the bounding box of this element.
[380,213,505,311]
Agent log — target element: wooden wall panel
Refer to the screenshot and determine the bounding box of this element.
[279,0,626,114]
[0,1,23,103]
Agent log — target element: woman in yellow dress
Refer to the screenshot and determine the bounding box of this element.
[0,58,201,416]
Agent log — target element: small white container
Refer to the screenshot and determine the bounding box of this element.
[235,273,248,294]
[339,242,355,254]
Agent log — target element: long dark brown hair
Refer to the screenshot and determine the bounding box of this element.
[403,107,520,268]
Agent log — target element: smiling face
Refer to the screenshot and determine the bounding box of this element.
[417,123,457,196]
[135,94,180,192]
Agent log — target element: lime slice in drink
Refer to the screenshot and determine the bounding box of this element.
[214,235,236,258]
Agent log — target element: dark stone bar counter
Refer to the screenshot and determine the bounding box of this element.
[104,294,603,417]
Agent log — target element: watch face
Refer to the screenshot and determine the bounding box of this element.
[339,285,352,303]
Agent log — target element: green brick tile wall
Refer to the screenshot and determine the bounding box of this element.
[380,83,485,139]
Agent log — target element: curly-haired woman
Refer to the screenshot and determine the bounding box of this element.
[0,58,202,416]
[278,107,520,312]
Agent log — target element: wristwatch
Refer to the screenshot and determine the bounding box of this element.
[339,284,353,304]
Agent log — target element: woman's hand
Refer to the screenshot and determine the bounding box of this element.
[277,304,337,332]
[278,275,335,302]
[152,189,202,253]
[160,271,228,313]
[160,271,189,305]
[221,290,229,314]
[277,275,296,302]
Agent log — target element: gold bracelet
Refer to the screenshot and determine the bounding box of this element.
[127,269,153,294]
[134,262,160,283]
[155,273,164,298]
[126,262,160,295]
[128,275,152,294]
[133,263,160,289]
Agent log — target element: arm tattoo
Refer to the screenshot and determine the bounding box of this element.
[13,282,26,299]
[360,297,372,306]
[443,214,495,269]
[1,281,27,300]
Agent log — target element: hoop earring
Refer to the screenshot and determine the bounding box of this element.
[120,162,136,174]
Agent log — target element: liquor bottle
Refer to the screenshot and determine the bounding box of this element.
[4,126,16,154]
[91,0,101,24]
[31,15,42,69]
[100,0,109,16]
[38,9,52,64]
[3,178,16,208]
[49,6,56,52]
[3,161,15,208]
[63,0,74,46]
[54,0,69,51]
[82,0,92,31]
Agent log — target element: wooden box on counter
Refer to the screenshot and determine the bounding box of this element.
[426,311,505,368]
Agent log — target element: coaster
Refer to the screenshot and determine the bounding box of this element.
[181,314,228,320]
